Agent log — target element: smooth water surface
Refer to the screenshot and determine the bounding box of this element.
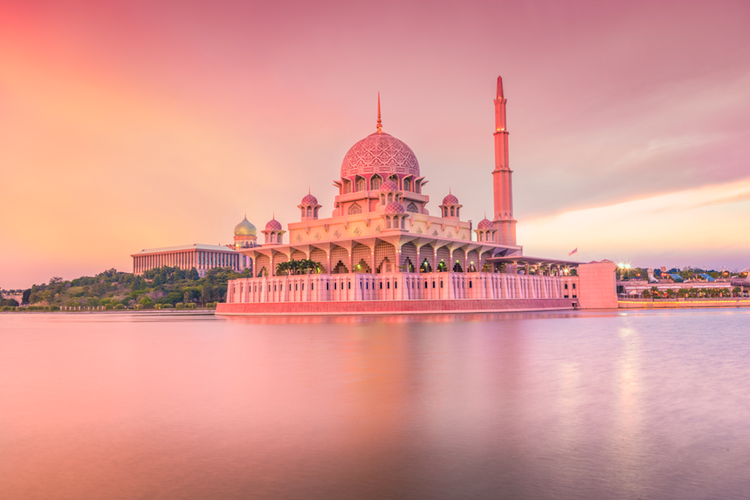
[1,309,749,499]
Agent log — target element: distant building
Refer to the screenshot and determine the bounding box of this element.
[131,244,249,277]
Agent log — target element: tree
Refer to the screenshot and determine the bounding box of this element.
[201,285,213,304]
[276,261,289,276]
[138,296,154,309]
[188,268,199,280]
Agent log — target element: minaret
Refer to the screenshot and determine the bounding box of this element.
[492,76,517,246]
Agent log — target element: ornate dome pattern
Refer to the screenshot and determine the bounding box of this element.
[341,132,420,179]
[300,193,318,206]
[380,180,399,192]
[265,219,282,231]
[442,194,459,205]
[384,202,405,214]
[234,216,257,236]
[477,218,494,230]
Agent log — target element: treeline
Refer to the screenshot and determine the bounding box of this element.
[9,266,249,310]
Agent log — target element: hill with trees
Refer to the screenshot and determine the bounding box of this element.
[3,266,249,311]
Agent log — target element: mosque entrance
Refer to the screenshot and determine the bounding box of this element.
[332,261,349,274]
[402,258,415,273]
[378,257,392,273]
[354,259,372,273]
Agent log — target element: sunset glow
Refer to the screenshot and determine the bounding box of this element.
[2,0,749,287]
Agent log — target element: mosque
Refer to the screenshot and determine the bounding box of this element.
[215,76,617,315]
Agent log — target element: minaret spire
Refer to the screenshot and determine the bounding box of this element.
[376,92,382,133]
[492,75,517,246]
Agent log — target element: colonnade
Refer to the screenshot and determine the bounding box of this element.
[133,250,242,275]
[226,272,581,304]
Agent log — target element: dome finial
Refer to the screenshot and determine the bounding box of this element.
[376,92,382,133]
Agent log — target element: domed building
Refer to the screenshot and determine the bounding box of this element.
[220,79,617,313]
[233,215,257,249]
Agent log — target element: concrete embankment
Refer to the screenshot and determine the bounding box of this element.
[216,298,578,316]
[619,299,750,309]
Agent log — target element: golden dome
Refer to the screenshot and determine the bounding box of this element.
[234,216,257,236]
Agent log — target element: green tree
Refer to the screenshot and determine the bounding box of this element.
[188,268,199,280]
[138,296,154,309]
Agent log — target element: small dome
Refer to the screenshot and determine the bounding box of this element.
[234,216,257,236]
[442,194,459,205]
[380,180,399,192]
[477,218,493,230]
[384,202,405,214]
[265,218,282,231]
[300,193,318,206]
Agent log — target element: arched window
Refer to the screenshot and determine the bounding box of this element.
[344,179,352,193]
[386,217,391,229]
[401,217,406,229]
[356,176,366,191]
[389,174,398,187]
[270,233,275,243]
[306,207,312,217]
[404,178,411,191]
[314,208,319,217]
[388,193,393,203]
[443,208,448,217]
[450,207,455,216]
[348,203,362,215]
[371,175,382,190]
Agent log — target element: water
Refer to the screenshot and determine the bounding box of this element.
[1,309,749,500]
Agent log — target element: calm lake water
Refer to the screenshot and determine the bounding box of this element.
[1,309,749,500]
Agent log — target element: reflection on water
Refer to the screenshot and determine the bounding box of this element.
[1,309,749,499]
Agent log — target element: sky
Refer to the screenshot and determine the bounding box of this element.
[1,0,749,288]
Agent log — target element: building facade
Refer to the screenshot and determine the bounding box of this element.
[132,244,248,277]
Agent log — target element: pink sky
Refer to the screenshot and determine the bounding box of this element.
[1,0,749,288]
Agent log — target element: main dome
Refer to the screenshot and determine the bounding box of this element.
[340,132,420,179]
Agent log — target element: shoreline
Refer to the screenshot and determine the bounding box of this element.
[619,299,750,309]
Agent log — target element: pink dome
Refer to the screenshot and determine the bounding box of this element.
[265,219,282,231]
[384,202,405,214]
[341,132,420,180]
[300,193,318,206]
[380,179,399,192]
[477,218,493,230]
[442,194,459,205]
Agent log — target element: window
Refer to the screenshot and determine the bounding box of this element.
[348,282,351,289]
[326,283,329,290]
[440,282,443,288]
[450,207,455,216]
[425,282,428,289]
[371,176,382,190]
[572,283,576,289]
[395,282,397,289]
[348,203,362,215]
[306,207,312,217]
[404,178,411,191]
[356,177,366,191]
[380,282,383,289]
[334,282,337,290]
[469,281,473,288]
